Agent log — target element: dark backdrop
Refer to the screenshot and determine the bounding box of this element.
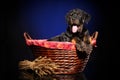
[1,0,118,80]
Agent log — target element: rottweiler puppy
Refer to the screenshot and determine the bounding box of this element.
[48,8,95,59]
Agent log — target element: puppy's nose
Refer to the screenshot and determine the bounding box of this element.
[73,19,79,24]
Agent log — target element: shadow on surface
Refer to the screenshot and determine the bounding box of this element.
[18,70,87,80]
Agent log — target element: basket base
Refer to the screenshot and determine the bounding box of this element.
[30,46,90,74]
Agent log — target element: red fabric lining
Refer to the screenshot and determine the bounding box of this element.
[26,39,76,50]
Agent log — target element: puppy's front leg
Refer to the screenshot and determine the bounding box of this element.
[76,41,93,54]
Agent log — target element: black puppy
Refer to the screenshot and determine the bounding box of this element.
[48,8,93,58]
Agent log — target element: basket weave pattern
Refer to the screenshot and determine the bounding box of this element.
[24,32,90,74]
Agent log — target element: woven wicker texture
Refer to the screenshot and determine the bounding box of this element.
[24,32,90,74]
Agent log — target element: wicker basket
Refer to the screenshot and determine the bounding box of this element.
[24,32,90,74]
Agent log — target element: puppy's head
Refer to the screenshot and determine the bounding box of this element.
[65,8,91,33]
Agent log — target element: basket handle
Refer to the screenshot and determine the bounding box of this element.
[91,31,98,39]
[90,31,98,47]
[24,32,32,40]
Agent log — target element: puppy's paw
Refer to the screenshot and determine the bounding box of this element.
[76,43,82,51]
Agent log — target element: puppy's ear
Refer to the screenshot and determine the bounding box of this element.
[83,12,91,24]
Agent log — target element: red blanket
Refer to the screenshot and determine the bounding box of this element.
[26,39,76,50]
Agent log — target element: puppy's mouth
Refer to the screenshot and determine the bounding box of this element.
[72,25,78,33]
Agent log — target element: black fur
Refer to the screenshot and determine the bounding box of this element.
[47,8,93,59]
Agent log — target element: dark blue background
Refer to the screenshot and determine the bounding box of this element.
[1,0,116,80]
[18,0,102,39]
